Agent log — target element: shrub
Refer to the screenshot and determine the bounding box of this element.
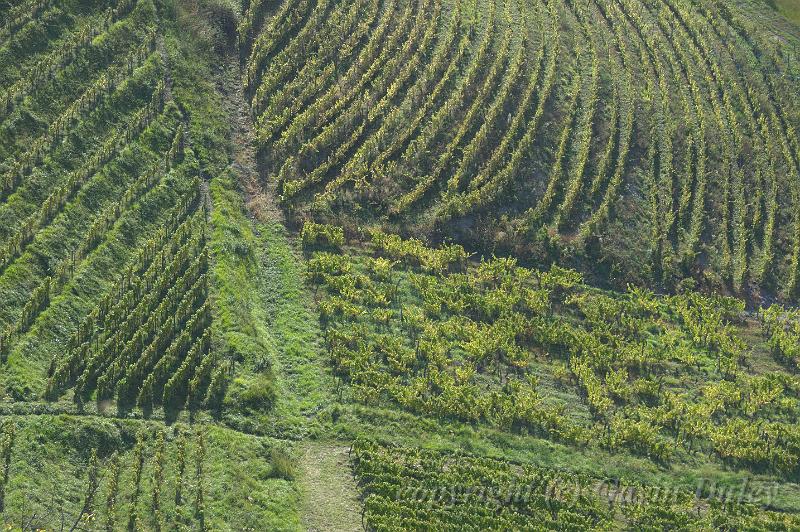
[301,221,345,250]
[239,372,276,410]
[268,447,296,481]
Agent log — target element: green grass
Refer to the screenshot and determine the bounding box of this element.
[299,230,800,517]
[206,171,331,438]
[0,415,301,529]
[297,442,361,531]
[5,0,800,528]
[766,0,800,25]
[247,219,331,439]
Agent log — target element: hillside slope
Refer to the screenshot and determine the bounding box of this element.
[243,0,800,303]
[0,0,316,526]
[3,0,800,529]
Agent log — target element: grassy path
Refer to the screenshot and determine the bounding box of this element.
[299,442,363,532]
[220,37,354,530]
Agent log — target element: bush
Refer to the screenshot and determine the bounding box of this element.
[239,373,276,410]
[301,221,345,250]
[268,447,296,481]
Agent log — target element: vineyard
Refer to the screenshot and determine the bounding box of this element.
[0,0,288,417]
[308,226,800,474]
[0,416,300,529]
[4,0,800,528]
[0,0,218,410]
[0,0,304,526]
[304,222,800,523]
[352,440,800,530]
[241,0,800,300]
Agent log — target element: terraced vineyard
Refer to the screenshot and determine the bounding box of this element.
[0,0,304,525]
[309,227,797,469]
[4,0,800,528]
[352,440,800,530]
[0,0,237,414]
[307,222,800,527]
[243,0,800,301]
[0,416,299,529]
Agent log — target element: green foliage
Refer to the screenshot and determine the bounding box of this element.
[353,440,800,530]
[242,0,800,301]
[761,305,800,369]
[7,0,800,528]
[370,229,469,273]
[301,220,345,250]
[0,420,14,513]
[269,446,297,481]
[0,417,301,529]
[314,228,800,475]
[0,1,305,529]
